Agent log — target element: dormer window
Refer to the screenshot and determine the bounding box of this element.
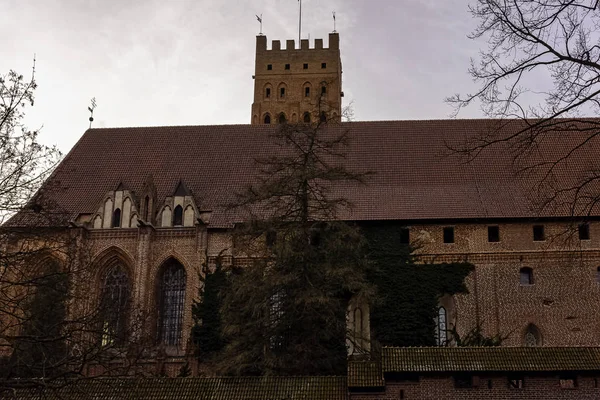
[173,205,183,226]
[112,208,121,228]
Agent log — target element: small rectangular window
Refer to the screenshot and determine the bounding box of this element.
[265,88,271,98]
[305,87,310,97]
[321,86,327,95]
[399,228,410,244]
[280,88,285,98]
[267,64,272,70]
[488,226,500,242]
[508,377,524,389]
[559,376,577,389]
[285,64,290,70]
[579,223,590,240]
[303,63,308,69]
[533,225,545,241]
[443,227,455,244]
[454,375,474,388]
[321,62,327,69]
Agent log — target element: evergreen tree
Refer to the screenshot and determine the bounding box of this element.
[219,120,373,376]
[9,261,69,378]
[191,261,227,359]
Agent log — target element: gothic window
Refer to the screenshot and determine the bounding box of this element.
[100,265,130,346]
[321,85,327,95]
[434,306,447,346]
[524,324,542,347]
[264,114,271,124]
[112,208,121,228]
[520,267,533,285]
[266,87,271,98]
[157,260,186,346]
[305,87,310,97]
[173,205,183,226]
[319,112,327,122]
[353,307,364,351]
[278,113,287,124]
[280,87,286,98]
[303,112,311,123]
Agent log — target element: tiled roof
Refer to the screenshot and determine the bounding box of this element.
[347,361,384,387]
[382,347,600,372]
[12,376,349,400]
[9,119,600,227]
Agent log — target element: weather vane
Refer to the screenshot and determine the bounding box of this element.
[88,97,97,129]
[256,14,263,35]
[333,11,337,32]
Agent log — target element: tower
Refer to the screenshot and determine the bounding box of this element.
[251,33,343,125]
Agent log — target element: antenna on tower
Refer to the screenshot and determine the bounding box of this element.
[298,0,302,44]
[332,11,337,32]
[88,97,97,129]
[256,14,263,35]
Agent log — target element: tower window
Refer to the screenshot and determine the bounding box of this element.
[533,225,545,241]
[305,87,310,97]
[303,63,308,69]
[319,112,327,122]
[285,64,290,70]
[265,87,271,98]
[443,227,455,244]
[267,64,272,70]
[280,87,285,98]
[112,208,121,228]
[173,205,183,226]
[278,113,286,124]
[321,62,327,69]
[303,112,311,123]
[264,114,271,124]
[488,226,500,242]
[520,267,534,285]
[321,86,327,95]
[579,223,590,240]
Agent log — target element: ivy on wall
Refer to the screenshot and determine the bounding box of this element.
[363,224,473,347]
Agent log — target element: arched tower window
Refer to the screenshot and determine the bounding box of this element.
[434,306,447,346]
[100,265,130,346]
[264,113,271,124]
[157,260,187,346]
[520,267,534,285]
[278,113,287,124]
[303,112,311,123]
[173,205,183,226]
[112,208,121,228]
[319,111,327,123]
[524,324,542,347]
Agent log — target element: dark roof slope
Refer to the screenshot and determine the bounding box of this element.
[11,119,600,227]
[12,376,348,400]
[382,347,600,372]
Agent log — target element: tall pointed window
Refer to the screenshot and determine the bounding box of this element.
[100,265,130,346]
[157,260,186,346]
[173,205,183,226]
[112,208,121,228]
[303,112,311,123]
[264,114,271,124]
[434,306,447,346]
[524,324,542,347]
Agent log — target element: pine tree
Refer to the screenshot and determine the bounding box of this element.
[219,120,373,376]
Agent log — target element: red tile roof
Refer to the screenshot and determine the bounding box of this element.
[10,119,600,227]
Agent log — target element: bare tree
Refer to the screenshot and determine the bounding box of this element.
[447,1,600,215]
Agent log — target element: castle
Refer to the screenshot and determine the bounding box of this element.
[6,32,600,399]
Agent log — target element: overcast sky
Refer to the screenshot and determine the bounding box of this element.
[2,0,485,152]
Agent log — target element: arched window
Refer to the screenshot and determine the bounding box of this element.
[303,112,311,123]
[278,113,287,124]
[319,111,327,123]
[524,324,542,347]
[112,208,121,228]
[144,196,150,221]
[353,307,364,351]
[173,205,183,226]
[434,307,447,346]
[520,267,534,285]
[264,114,271,124]
[100,265,130,346]
[157,260,186,346]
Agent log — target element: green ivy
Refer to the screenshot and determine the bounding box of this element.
[363,224,473,347]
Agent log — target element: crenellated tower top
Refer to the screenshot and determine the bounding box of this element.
[251,33,343,125]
